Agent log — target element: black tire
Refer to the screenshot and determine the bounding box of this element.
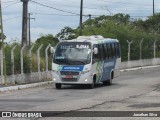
[55,83,62,89]
[108,72,113,85]
[103,72,113,86]
[103,81,108,86]
[107,77,112,85]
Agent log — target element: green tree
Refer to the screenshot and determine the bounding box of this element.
[56,27,77,40]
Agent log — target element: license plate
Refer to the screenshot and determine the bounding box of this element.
[65,75,73,79]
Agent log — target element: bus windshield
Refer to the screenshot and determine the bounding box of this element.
[54,42,91,65]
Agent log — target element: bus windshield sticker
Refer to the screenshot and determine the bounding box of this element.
[60,45,73,49]
[76,45,89,49]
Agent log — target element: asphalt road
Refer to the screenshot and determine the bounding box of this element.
[0,67,160,120]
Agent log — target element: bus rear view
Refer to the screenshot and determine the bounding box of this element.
[51,36,121,89]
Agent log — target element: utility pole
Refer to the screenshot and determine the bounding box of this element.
[153,0,155,16]
[79,0,83,36]
[88,14,92,30]
[21,0,29,46]
[89,14,91,20]
[28,13,35,46]
[0,0,6,84]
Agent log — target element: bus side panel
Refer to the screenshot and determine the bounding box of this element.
[92,59,116,83]
[101,59,116,82]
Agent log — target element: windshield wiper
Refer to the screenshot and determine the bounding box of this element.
[71,60,86,64]
[54,59,71,65]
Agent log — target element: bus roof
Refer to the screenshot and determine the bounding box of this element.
[60,35,119,44]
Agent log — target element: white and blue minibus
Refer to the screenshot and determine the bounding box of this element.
[51,35,121,89]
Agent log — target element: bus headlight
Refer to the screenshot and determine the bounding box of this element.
[53,78,56,81]
[85,79,88,82]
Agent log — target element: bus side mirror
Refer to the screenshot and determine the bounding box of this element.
[50,47,55,54]
[93,47,98,54]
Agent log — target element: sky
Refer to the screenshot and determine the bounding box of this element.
[2,0,160,43]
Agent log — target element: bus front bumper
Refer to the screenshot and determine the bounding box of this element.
[52,71,93,84]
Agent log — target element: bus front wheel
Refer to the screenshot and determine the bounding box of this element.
[55,83,62,89]
[88,80,95,89]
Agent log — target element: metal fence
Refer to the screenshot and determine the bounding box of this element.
[0,44,51,85]
[0,40,160,85]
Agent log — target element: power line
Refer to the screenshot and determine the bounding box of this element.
[2,0,18,4]
[100,0,158,6]
[32,12,149,19]
[35,0,110,11]
[34,12,78,16]
[34,0,114,13]
[30,0,80,15]
[2,1,20,8]
[3,16,21,21]
[39,0,81,7]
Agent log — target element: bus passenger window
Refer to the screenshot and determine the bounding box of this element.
[108,44,111,59]
[117,43,120,58]
[110,44,113,58]
[102,44,106,60]
[114,43,117,58]
[104,44,109,59]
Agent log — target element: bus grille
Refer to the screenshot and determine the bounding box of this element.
[62,78,77,81]
[60,71,79,75]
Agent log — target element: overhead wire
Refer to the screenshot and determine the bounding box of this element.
[30,0,80,15]
[2,0,155,22]
[3,16,21,21]
[2,1,20,8]
[99,0,158,6]
[30,0,154,18]
[2,0,18,4]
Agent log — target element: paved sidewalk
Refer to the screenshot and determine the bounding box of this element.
[0,81,53,92]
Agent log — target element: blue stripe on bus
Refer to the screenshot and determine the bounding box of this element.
[61,66,84,71]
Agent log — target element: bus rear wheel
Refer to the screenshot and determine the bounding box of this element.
[103,72,113,86]
[55,83,62,89]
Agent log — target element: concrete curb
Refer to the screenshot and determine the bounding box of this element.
[120,65,160,72]
[0,81,53,92]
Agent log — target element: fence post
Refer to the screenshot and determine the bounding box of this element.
[11,45,17,75]
[0,48,4,84]
[29,44,35,73]
[127,40,133,61]
[140,38,144,60]
[37,44,43,73]
[154,39,157,58]
[21,44,27,74]
[45,44,51,72]
[11,45,17,84]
